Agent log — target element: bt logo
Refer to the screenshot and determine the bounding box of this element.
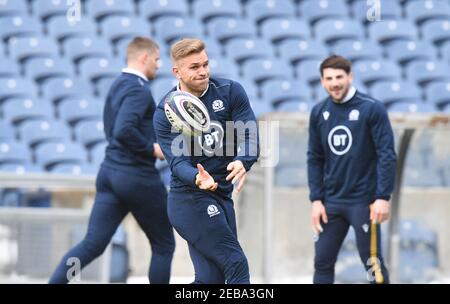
[328,125,353,156]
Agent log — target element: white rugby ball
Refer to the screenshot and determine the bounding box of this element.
[164,91,210,136]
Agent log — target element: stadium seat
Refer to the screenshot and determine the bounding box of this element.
[421,19,450,45]
[403,165,443,186]
[24,57,74,83]
[314,19,365,45]
[114,36,166,60]
[78,56,122,83]
[33,0,71,21]
[193,0,242,24]
[35,142,87,170]
[74,120,106,148]
[208,56,239,79]
[0,57,19,77]
[242,57,291,84]
[300,0,348,25]
[370,80,422,106]
[42,77,93,105]
[385,40,437,64]
[139,0,188,22]
[46,15,97,42]
[100,15,150,44]
[58,96,103,125]
[260,18,310,44]
[332,40,383,62]
[352,60,402,86]
[278,38,328,64]
[250,99,274,118]
[208,17,255,44]
[239,78,258,101]
[261,79,311,107]
[275,166,308,187]
[151,78,178,103]
[388,101,439,113]
[202,38,223,58]
[0,121,15,141]
[0,0,28,17]
[87,0,135,21]
[405,60,450,86]
[425,81,450,108]
[0,15,41,43]
[406,0,450,25]
[19,119,71,148]
[225,38,274,64]
[96,77,117,98]
[351,0,402,23]
[63,36,112,64]
[245,0,295,25]
[153,16,203,44]
[2,97,53,125]
[294,59,322,84]
[0,163,42,174]
[369,20,418,45]
[8,36,59,63]
[49,163,98,175]
[442,40,450,63]
[153,55,174,80]
[0,141,31,165]
[0,77,37,102]
[90,141,107,166]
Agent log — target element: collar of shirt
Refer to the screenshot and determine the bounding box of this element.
[340,86,356,104]
[176,82,209,98]
[122,68,148,82]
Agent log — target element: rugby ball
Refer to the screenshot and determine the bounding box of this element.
[164,91,210,136]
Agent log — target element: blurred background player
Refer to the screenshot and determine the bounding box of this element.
[153,38,259,284]
[307,55,396,284]
[48,37,175,284]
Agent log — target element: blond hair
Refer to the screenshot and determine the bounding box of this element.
[170,38,205,62]
[127,37,159,61]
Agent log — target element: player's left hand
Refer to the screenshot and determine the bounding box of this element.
[226,160,247,193]
[370,199,390,224]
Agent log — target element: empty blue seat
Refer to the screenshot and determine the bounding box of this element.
[239,78,258,101]
[151,78,178,103]
[0,163,42,174]
[90,141,107,166]
[0,15,41,42]
[300,0,348,25]
[250,99,274,118]
[33,0,71,21]
[114,36,167,60]
[208,17,255,43]
[87,0,134,21]
[78,56,122,83]
[193,0,241,24]
[442,40,450,63]
[96,76,117,98]
[369,20,418,45]
[153,16,203,44]
[208,57,240,79]
[370,80,422,106]
[246,0,295,25]
[100,15,150,44]
[63,36,112,63]
[153,55,174,80]
[35,142,87,170]
[0,57,19,77]
[260,18,310,44]
[49,163,97,175]
[74,120,105,148]
[0,77,37,102]
[352,60,402,86]
[388,101,439,113]
[351,0,402,23]
[24,57,74,83]
[294,59,322,84]
[242,57,291,84]
[0,0,28,17]
[278,38,328,64]
[58,96,103,125]
[46,15,97,42]
[2,97,53,124]
[8,36,59,62]
[42,77,93,105]
[406,0,450,25]
[225,38,274,64]
[332,39,383,62]
[314,19,365,45]
[386,40,437,64]
[275,166,307,187]
[426,80,450,108]
[0,141,30,165]
[405,60,450,86]
[19,119,70,148]
[0,122,15,141]
[261,79,311,107]
[139,0,188,22]
[421,19,450,45]
[275,99,312,112]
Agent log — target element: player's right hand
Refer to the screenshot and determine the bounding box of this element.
[195,164,218,191]
[311,200,328,235]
